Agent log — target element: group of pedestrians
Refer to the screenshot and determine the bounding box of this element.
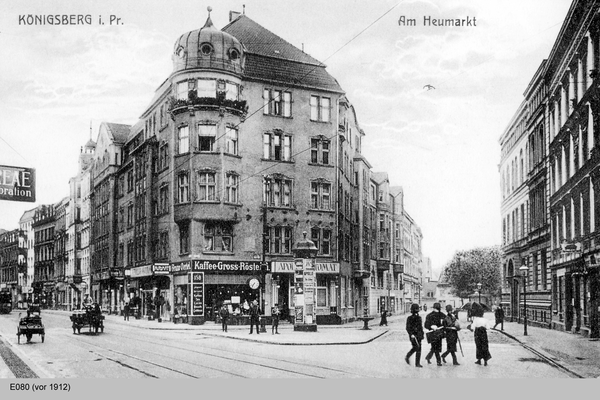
[218,300,281,335]
[405,302,493,368]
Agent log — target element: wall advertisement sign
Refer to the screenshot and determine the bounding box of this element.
[171,260,261,274]
[0,165,35,203]
[189,272,204,316]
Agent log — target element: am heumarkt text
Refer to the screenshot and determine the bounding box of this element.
[399,15,477,27]
[18,14,123,25]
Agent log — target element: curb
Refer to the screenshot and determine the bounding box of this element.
[492,328,585,379]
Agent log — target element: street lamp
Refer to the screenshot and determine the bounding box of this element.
[519,265,529,336]
[477,282,482,305]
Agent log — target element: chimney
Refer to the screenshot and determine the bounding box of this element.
[229,11,241,22]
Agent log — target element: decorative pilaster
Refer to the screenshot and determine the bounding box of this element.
[570,197,575,240]
[569,69,575,115]
[587,32,595,89]
[570,133,575,177]
[579,125,584,168]
[591,179,596,233]
[562,144,568,185]
[588,102,595,157]
[578,57,584,102]
[555,100,561,136]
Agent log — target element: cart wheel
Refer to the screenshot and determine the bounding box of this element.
[41,335,45,343]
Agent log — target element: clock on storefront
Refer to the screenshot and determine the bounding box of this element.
[248,278,260,290]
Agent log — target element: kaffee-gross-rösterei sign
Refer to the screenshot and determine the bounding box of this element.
[0,165,36,203]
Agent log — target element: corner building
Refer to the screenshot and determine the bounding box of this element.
[89,10,427,323]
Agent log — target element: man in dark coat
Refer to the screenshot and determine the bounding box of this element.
[441,304,460,365]
[493,304,505,331]
[219,303,230,332]
[249,300,261,334]
[405,303,424,368]
[424,302,446,366]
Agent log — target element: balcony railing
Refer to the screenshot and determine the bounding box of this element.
[168,92,248,117]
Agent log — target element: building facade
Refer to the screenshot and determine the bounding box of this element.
[500,0,600,338]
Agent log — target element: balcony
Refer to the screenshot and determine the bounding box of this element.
[168,92,248,118]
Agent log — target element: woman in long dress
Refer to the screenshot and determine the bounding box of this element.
[468,302,492,366]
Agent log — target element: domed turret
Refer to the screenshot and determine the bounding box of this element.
[172,7,245,76]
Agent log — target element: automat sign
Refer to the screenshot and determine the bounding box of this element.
[0,165,35,203]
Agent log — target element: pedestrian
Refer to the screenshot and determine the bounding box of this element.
[219,303,230,332]
[271,303,280,334]
[379,309,388,326]
[441,304,460,365]
[493,304,505,331]
[405,303,424,368]
[123,296,130,321]
[424,302,446,366]
[249,300,260,334]
[468,302,492,366]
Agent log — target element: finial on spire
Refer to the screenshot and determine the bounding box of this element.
[203,6,214,28]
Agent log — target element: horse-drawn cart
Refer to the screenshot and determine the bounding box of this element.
[17,307,45,344]
[70,304,105,334]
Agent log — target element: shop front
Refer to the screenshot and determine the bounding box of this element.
[170,260,264,325]
[129,264,171,321]
[271,261,340,324]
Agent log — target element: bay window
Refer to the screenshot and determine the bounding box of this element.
[203,221,233,252]
[197,171,216,201]
[198,124,216,152]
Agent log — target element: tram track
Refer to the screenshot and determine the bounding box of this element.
[68,322,375,378]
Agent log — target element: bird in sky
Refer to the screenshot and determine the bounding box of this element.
[423,84,436,91]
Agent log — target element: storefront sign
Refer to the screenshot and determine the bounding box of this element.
[92,271,110,281]
[153,263,170,275]
[0,165,35,203]
[189,272,204,316]
[272,261,339,274]
[130,265,153,278]
[110,268,124,278]
[272,262,295,273]
[171,261,192,274]
[315,263,340,274]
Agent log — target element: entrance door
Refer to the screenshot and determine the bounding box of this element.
[511,279,519,322]
[565,274,573,331]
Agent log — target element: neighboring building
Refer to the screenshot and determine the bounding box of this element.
[53,197,69,310]
[436,268,464,310]
[545,0,600,337]
[0,229,20,306]
[19,208,36,305]
[32,205,56,308]
[67,137,96,310]
[500,99,534,321]
[500,0,600,339]
[421,277,438,310]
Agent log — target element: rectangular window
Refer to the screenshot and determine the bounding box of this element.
[159,185,169,214]
[310,138,330,165]
[197,79,216,98]
[198,124,216,152]
[226,174,239,203]
[264,177,292,207]
[177,173,189,203]
[310,95,331,122]
[225,82,238,100]
[263,131,292,161]
[311,227,332,255]
[268,226,292,254]
[179,223,189,254]
[310,181,331,210]
[178,126,189,154]
[197,172,216,201]
[159,144,169,170]
[176,82,188,100]
[203,221,233,252]
[225,127,238,155]
[263,89,292,117]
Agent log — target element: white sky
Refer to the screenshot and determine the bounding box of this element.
[0,0,573,275]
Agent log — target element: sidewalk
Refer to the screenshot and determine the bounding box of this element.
[44,309,400,345]
[488,316,600,379]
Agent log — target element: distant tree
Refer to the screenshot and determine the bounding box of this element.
[442,246,502,300]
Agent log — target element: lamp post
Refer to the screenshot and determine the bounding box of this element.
[519,265,529,336]
[477,282,482,305]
